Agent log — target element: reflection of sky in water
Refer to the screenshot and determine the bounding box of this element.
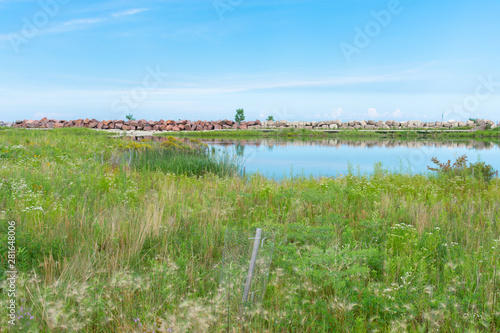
[204,139,500,179]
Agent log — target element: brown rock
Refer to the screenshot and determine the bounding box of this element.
[144,126,153,131]
[54,123,64,128]
[103,120,112,126]
[84,118,91,124]
[185,124,192,131]
[214,124,221,130]
[255,120,261,125]
[130,120,139,127]
[147,120,155,126]
[47,122,55,129]
[178,124,185,130]
[153,125,160,130]
[122,125,130,130]
[89,122,98,128]
[97,122,103,129]
[40,117,48,122]
[238,125,248,130]
[166,125,173,131]
[115,123,123,129]
[173,126,180,132]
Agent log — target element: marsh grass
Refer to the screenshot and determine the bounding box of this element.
[0,128,499,332]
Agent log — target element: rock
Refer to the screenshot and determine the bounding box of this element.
[173,126,180,132]
[122,125,131,130]
[367,120,376,125]
[329,124,338,129]
[144,126,153,131]
[54,123,64,128]
[130,120,139,127]
[166,125,173,131]
[360,120,367,127]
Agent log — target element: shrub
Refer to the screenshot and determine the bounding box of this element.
[427,154,496,182]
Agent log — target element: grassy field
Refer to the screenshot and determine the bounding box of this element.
[1,128,499,332]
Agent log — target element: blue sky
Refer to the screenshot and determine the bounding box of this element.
[1,0,499,122]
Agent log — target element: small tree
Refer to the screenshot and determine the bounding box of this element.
[266,115,274,121]
[235,108,245,124]
[126,114,136,121]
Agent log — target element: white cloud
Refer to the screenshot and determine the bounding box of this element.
[393,109,402,118]
[112,8,149,17]
[330,107,342,118]
[367,108,379,118]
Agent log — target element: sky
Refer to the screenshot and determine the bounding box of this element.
[1,0,499,122]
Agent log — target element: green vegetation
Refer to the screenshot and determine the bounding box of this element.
[428,154,497,183]
[266,115,274,121]
[0,128,499,332]
[126,114,136,121]
[235,108,245,124]
[119,137,241,177]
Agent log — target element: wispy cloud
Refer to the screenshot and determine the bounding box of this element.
[0,7,149,39]
[112,8,149,17]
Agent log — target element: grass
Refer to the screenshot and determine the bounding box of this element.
[0,128,499,332]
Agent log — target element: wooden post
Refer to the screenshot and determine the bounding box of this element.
[242,228,262,303]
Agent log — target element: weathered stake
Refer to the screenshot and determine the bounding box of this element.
[242,228,262,303]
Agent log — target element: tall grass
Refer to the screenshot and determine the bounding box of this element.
[0,128,499,332]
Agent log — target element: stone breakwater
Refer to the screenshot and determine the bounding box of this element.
[2,118,499,131]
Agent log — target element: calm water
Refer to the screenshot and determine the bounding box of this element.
[130,136,500,178]
[202,138,500,178]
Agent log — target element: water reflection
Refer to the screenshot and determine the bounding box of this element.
[126,136,498,150]
[124,136,499,178]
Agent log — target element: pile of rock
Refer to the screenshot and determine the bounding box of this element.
[10,118,261,131]
[5,117,499,131]
[258,119,498,130]
[0,121,13,127]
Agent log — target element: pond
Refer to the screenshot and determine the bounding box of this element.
[130,136,500,178]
